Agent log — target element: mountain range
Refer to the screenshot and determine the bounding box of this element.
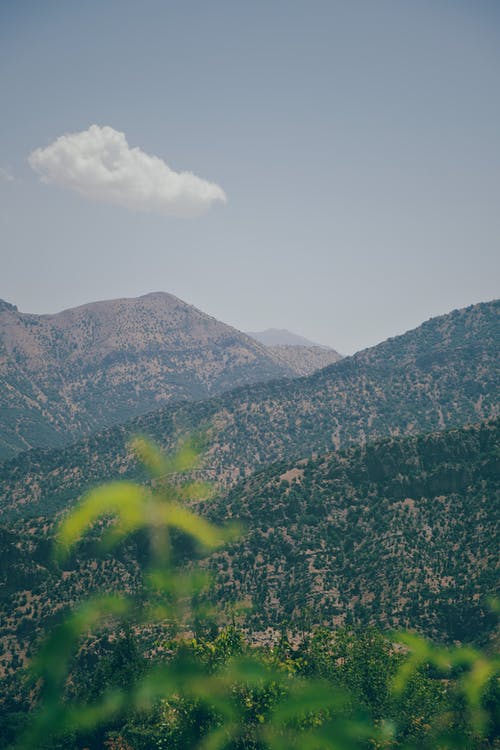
[0,298,497,519]
[0,295,498,706]
[0,293,342,461]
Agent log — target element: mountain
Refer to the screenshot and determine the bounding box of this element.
[265,344,343,376]
[0,299,497,519]
[0,292,300,461]
[246,329,343,375]
[247,328,330,347]
[206,419,499,642]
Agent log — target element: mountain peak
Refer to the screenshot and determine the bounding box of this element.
[246,328,330,348]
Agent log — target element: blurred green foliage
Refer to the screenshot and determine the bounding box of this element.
[5,438,499,750]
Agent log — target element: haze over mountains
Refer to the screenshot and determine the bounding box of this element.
[247,329,343,376]
[247,328,330,348]
[263,344,343,376]
[0,293,342,461]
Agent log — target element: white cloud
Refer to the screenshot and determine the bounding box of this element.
[0,167,14,182]
[28,125,226,216]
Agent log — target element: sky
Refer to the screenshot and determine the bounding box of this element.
[1,0,499,354]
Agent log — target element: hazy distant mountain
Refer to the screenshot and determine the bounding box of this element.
[247,328,330,348]
[0,292,298,460]
[265,344,343,376]
[247,329,343,375]
[1,299,497,519]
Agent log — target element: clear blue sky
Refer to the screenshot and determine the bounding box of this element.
[1,0,499,353]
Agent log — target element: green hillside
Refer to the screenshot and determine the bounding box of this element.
[206,418,499,642]
[0,419,498,712]
[1,299,498,519]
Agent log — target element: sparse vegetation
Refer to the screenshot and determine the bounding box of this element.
[1,438,498,750]
[0,300,498,748]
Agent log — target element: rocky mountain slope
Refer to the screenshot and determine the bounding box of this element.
[0,299,497,519]
[0,293,301,461]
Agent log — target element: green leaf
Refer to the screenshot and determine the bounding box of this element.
[55,481,148,558]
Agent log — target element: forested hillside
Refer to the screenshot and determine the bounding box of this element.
[0,420,497,710]
[1,299,497,519]
[206,418,499,642]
